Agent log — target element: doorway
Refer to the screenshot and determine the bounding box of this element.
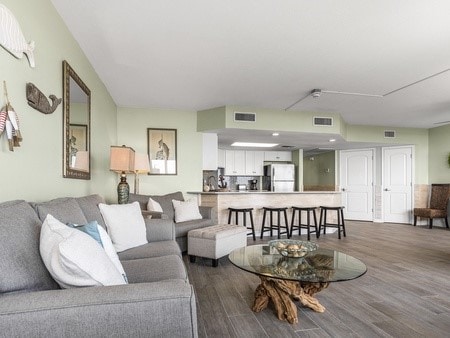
[340,149,374,221]
[382,146,413,224]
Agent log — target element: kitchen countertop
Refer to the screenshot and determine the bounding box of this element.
[188,191,341,194]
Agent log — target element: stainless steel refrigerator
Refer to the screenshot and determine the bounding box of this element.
[265,164,295,192]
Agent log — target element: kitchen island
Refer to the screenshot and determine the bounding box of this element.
[188,191,342,234]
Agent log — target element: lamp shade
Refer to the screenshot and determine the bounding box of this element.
[134,153,150,173]
[110,146,135,172]
[72,151,89,172]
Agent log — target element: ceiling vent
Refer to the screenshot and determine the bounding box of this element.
[313,117,333,126]
[384,130,396,138]
[234,112,256,122]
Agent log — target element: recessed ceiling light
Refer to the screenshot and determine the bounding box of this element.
[231,142,278,148]
[329,138,336,142]
[272,132,279,136]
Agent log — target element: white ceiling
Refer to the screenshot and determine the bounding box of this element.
[51,0,450,149]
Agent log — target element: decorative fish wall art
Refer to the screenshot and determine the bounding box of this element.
[0,4,35,68]
[26,83,61,114]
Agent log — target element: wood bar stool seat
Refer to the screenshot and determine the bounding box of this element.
[227,207,256,240]
[259,207,290,239]
[290,206,319,240]
[319,206,346,239]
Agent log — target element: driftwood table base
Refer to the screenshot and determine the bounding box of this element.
[252,276,329,324]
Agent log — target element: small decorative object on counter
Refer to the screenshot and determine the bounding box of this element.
[203,180,210,192]
[269,239,318,258]
[0,81,22,151]
[0,4,35,67]
[26,82,61,114]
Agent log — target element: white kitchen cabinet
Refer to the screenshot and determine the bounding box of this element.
[202,133,218,170]
[245,151,264,175]
[218,148,226,168]
[225,150,245,175]
[264,151,292,162]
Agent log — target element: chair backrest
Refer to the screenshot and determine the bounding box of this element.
[429,184,450,210]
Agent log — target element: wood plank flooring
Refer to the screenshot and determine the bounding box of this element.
[183,221,450,338]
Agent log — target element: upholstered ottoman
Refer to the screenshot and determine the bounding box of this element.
[188,224,247,267]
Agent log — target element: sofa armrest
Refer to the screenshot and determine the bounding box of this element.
[199,206,214,220]
[0,280,198,338]
[142,210,168,219]
[144,218,176,242]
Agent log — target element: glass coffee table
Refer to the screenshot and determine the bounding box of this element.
[228,243,367,324]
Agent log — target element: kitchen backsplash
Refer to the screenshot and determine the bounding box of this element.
[202,170,270,191]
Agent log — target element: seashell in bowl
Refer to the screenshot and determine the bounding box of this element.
[269,239,318,258]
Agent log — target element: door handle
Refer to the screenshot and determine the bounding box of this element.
[384,188,391,191]
[342,188,346,191]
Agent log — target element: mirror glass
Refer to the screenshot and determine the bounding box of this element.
[63,60,91,179]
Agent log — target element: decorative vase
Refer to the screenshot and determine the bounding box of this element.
[117,174,129,204]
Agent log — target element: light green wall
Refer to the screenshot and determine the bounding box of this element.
[428,124,450,183]
[0,0,118,203]
[346,125,429,184]
[197,106,227,132]
[117,107,203,195]
[291,149,303,191]
[224,106,342,134]
[303,151,335,187]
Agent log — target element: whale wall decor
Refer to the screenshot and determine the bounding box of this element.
[0,4,35,68]
[26,83,62,114]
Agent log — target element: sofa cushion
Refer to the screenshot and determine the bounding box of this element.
[40,215,127,288]
[129,192,184,221]
[99,202,148,252]
[147,198,163,213]
[0,200,59,293]
[68,221,103,247]
[121,255,187,283]
[67,221,127,282]
[33,197,88,225]
[152,192,184,220]
[118,241,182,261]
[75,194,106,228]
[172,199,202,223]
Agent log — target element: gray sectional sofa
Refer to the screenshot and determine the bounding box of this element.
[129,192,215,252]
[0,194,198,337]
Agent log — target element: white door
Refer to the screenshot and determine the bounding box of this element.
[340,149,374,221]
[382,146,413,224]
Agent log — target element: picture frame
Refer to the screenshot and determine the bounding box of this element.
[147,128,177,175]
[69,124,88,152]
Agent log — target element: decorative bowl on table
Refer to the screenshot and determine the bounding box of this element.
[269,239,318,258]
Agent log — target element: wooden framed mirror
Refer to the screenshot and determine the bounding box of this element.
[62,60,91,179]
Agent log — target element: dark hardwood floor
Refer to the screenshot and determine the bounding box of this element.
[183,221,450,338]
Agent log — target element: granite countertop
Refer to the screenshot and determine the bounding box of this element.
[188,191,341,195]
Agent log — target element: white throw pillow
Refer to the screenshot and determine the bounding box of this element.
[97,226,128,282]
[98,202,148,252]
[172,199,202,223]
[147,197,163,213]
[39,215,127,288]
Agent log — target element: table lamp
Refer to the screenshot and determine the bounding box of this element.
[110,145,135,204]
[133,153,150,194]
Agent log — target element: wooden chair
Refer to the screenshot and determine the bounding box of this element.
[414,184,450,229]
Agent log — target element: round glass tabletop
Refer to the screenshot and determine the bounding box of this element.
[228,244,367,283]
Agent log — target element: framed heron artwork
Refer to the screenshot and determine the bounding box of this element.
[147,128,177,175]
